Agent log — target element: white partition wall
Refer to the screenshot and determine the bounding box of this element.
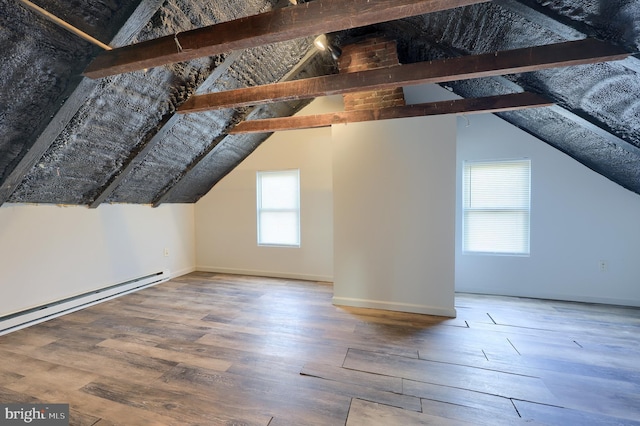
[332,116,457,317]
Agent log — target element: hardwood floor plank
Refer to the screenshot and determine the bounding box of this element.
[81,377,272,426]
[343,348,558,404]
[0,327,59,348]
[0,370,24,386]
[345,398,474,425]
[402,379,519,417]
[88,315,210,342]
[196,328,351,366]
[538,371,640,421]
[6,378,179,426]
[0,386,40,404]
[97,339,232,372]
[0,273,638,424]
[159,364,351,425]
[514,399,640,426]
[2,341,176,384]
[296,373,422,412]
[67,409,102,426]
[0,348,98,390]
[301,362,403,394]
[420,398,541,425]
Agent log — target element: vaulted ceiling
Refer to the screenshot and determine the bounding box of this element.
[1,0,639,207]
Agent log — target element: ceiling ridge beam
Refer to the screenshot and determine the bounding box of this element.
[83,0,490,79]
[229,92,553,133]
[0,0,165,207]
[494,0,640,73]
[177,38,630,113]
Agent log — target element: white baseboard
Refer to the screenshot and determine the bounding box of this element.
[0,270,171,336]
[332,296,457,318]
[456,287,640,308]
[196,265,332,282]
[169,265,197,279]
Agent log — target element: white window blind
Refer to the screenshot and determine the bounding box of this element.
[463,159,530,255]
[257,170,300,247]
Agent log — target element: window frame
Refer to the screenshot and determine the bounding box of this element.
[256,169,301,248]
[462,158,531,256]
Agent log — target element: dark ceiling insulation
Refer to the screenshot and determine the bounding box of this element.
[0,0,638,206]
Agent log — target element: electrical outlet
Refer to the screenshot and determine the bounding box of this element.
[164,247,170,257]
[598,260,607,272]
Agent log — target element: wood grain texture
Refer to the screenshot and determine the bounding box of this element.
[0,273,638,425]
[179,39,628,112]
[84,0,489,78]
[346,398,475,425]
[229,92,553,133]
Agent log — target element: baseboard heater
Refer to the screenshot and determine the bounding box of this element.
[0,270,170,336]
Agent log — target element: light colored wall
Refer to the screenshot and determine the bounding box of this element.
[194,97,340,281]
[195,83,640,309]
[0,203,196,317]
[455,111,640,306]
[408,83,640,307]
[332,116,457,317]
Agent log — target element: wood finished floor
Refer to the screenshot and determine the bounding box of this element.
[1,272,640,425]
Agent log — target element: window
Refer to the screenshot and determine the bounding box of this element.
[463,159,530,255]
[257,170,300,247]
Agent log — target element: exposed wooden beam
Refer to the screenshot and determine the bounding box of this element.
[229,92,553,133]
[88,49,246,208]
[83,0,489,79]
[484,75,640,158]
[95,0,302,208]
[88,112,178,208]
[549,105,640,158]
[151,49,325,207]
[178,38,629,113]
[0,0,165,207]
[494,0,640,73]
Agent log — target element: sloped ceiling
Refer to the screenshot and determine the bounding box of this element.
[0,0,639,207]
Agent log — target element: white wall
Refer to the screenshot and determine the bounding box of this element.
[0,203,196,317]
[408,83,640,307]
[332,116,457,317]
[194,97,340,281]
[194,83,640,309]
[456,111,640,306]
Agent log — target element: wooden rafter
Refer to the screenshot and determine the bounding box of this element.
[494,0,640,73]
[88,49,246,208]
[151,48,325,207]
[83,0,489,79]
[229,92,553,133]
[178,39,629,113]
[0,0,165,207]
